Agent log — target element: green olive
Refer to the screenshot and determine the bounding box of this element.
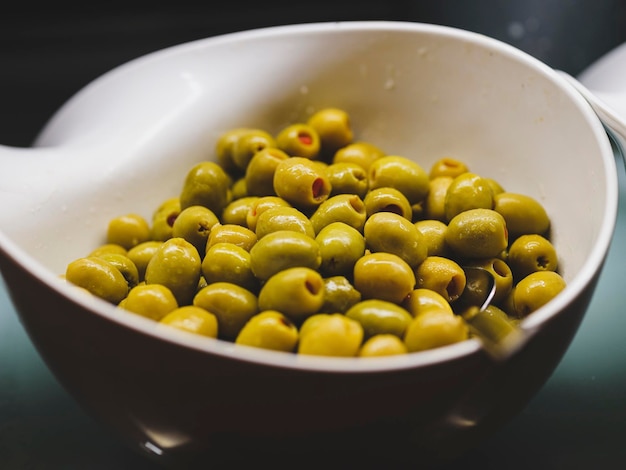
[306,107,354,155]
[461,305,516,344]
[126,241,163,281]
[358,334,408,357]
[513,271,566,317]
[159,305,219,338]
[309,194,367,234]
[273,157,332,208]
[363,187,412,220]
[276,123,321,159]
[403,309,469,352]
[423,176,453,221]
[249,230,321,281]
[245,196,292,232]
[172,205,220,256]
[465,258,514,305]
[144,237,202,306]
[493,192,550,238]
[229,177,248,200]
[326,162,369,198]
[353,252,416,304]
[179,161,232,214]
[257,267,325,323]
[201,242,257,291]
[66,256,129,304]
[95,253,139,290]
[150,197,181,241]
[215,128,253,175]
[321,276,362,314]
[106,213,151,250]
[345,299,413,339]
[122,283,178,321]
[255,206,315,239]
[193,282,259,340]
[414,219,449,257]
[368,155,430,206]
[508,234,558,279]
[88,243,127,258]
[402,288,454,317]
[235,311,299,352]
[363,212,427,268]
[445,208,508,259]
[245,147,290,196]
[332,141,385,171]
[315,222,366,277]
[298,313,363,357]
[206,223,257,252]
[221,196,260,226]
[414,256,466,303]
[444,172,494,222]
[231,128,276,171]
[429,157,469,179]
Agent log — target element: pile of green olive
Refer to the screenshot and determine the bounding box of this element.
[64,107,566,357]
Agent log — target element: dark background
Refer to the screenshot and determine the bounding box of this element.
[2,1,626,469]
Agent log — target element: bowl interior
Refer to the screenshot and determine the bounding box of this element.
[0,22,617,365]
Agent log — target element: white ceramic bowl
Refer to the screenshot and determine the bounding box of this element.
[0,21,618,467]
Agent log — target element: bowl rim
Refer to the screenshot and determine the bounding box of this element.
[0,20,619,373]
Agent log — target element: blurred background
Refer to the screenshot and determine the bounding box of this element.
[2,1,626,468]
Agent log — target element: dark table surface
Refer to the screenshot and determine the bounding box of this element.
[2,2,626,468]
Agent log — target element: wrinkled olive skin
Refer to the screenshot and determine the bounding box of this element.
[193,282,259,341]
[249,230,321,281]
[298,313,363,357]
[107,213,151,250]
[429,157,469,179]
[206,223,257,252]
[172,205,220,256]
[122,284,178,321]
[245,196,292,232]
[345,299,413,340]
[402,288,454,317]
[159,306,219,338]
[424,176,453,221]
[235,311,299,352]
[363,187,413,220]
[273,157,332,209]
[221,196,260,226]
[150,197,181,241]
[363,212,427,268]
[414,256,467,303]
[353,252,416,304]
[309,194,367,234]
[66,256,129,304]
[144,237,202,306]
[179,161,232,214]
[126,241,162,281]
[508,234,559,279]
[307,107,354,155]
[255,206,315,239]
[368,155,430,206]
[316,222,366,277]
[321,276,362,314]
[445,208,508,259]
[414,219,449,257]
[494,192,550,238]
[403,309,469,352]
[326,162,369,198]
[513,271,566,317]
[358,334,408,357]
[276,123,321,159]
[202,242,257,291]
[332,141,385,171]
[245,147,290,196]
[95,253,139,290]
[257,267,325,323]
[230,129,276,171]
[444,172,494,222]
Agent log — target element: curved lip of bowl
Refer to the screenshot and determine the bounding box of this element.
[0,21,619,373]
